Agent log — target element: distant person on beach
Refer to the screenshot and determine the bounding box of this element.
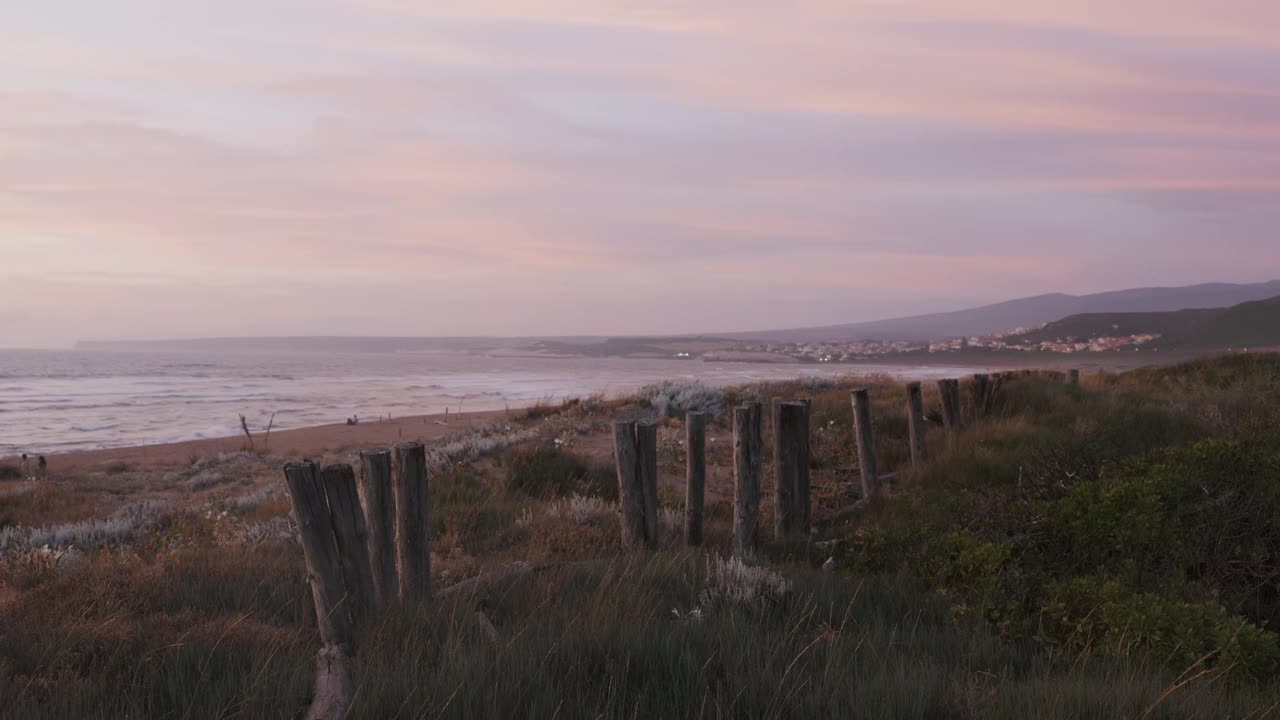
[20,454,29,478]
[37,455,47,480]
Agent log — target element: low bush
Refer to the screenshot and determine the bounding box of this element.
[849,356,1280,680]
[638,380,724,418]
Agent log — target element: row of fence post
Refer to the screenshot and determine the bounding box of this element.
[284,368,1086,634]
[282,442,430,650]
[617,368,1081,557]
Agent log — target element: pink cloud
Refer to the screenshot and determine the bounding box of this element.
[3,1,1280,346]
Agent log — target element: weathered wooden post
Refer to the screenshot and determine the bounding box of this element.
[283,461,351,649]
[971,373,990,420]
[612,421,646,547]
[937,379,961,432]
[636,420,659,549]
[935,379,954,431]
[359,447,397,607]
[750,402,764,517]
[321,464,377,619]
[905,382,927,468]
[986,373,1005,415]
[851,389,879,498]
[393,442,430,598]
[1067,368,1080,385]
[732,402,762,556]
[685,411,707,546]
[773,400,809,538]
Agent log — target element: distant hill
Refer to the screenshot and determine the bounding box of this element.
[728,280,1280,343]
[1015,295,1280,349]
[76,281,1280,352]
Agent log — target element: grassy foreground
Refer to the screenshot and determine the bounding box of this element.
[2,355,1280,717]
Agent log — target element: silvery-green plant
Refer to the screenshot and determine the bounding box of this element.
[0,499,173,552]
[698,554,791,609]
[639,380,724,418]
[546,494,616,525]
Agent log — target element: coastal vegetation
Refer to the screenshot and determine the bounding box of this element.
[1,354,1279,717]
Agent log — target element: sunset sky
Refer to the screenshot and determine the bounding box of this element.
[3,1,1279,347]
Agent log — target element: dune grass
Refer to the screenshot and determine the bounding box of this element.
[4,543,1277,719]
[3,355,1280,717]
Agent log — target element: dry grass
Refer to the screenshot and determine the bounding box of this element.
[3,358,1280,717]
[0,481,112,528]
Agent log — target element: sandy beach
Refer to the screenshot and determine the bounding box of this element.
[7,408,509,473]
[4,350,1189,474]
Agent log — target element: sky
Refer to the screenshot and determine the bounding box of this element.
[3,1,1280,348]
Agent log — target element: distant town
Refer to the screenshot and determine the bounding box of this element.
[708,328,1162,363]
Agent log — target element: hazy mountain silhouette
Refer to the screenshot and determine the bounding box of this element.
[76,281,1280,351]
[1016,295,1280,349]
[729,281,1280,343]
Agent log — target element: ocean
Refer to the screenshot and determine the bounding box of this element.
[0,349,973,455]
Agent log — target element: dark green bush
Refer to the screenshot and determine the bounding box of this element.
[1039,577,1280,679]
[863,437,1280,679]
[847,356,1280,679]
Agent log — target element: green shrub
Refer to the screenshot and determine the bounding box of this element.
[1040,578,1280,680]
[851,356,1280,679]
[875,437,1280,678]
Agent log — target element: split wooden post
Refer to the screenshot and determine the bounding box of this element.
[612,421,646,547]
[321,464,377,620]
[772,400,792,538]
[283,461,351,649]
[750,402,764,513]
[359,447,397,607]
[684,412,707,546]
[732,402,763,557]
[850,389,879,498]
[1067,368,1080,385]
[773,400,809,538]
[971,373,990,421]
[796,399,811,530]
[636,420,659,549]
[393,442,430,598]
[949,379,964,428]
[905,382,927,468]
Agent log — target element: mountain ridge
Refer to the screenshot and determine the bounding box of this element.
[1015,295,1280,349]
[724,280,1280,343]
[74,280,1280,352]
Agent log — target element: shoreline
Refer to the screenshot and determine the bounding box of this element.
[4,408,510,473]
[3,351,1200,473]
